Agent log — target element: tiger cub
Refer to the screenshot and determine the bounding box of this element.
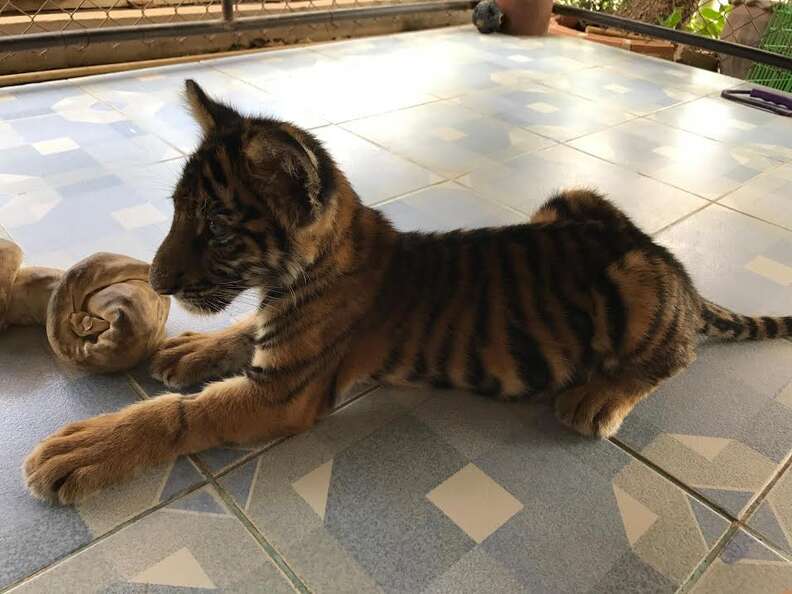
[24,79,792,504]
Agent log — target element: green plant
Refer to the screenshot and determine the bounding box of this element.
[686,1,733,38]
[658,7,684,28]
[560,0,624,14]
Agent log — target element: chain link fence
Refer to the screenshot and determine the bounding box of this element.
[553,0,792,90]
[0,0,472,78]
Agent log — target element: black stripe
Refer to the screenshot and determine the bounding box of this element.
[630,261,668,357]
[654,303,682,354]
[257,266,339,328]
[205,152,227,190]
[465,241,495,393]
[268,216,291,255]
[595,273,627,352]
[500,240,552,392]
[378,240,433,379]
[248,319,359,381]
[543,194,574,220]
[407,242,451,382]
[746,316,759,340]
[171,399,188,446]
[552,226,597,361]
[521,231,556,335]
[785,317,792,336]
[432,239,470,384]
[762,316,779,339]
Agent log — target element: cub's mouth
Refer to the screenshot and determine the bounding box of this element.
[174,286,240,315]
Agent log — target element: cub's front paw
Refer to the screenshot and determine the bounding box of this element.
[24,397,183,505]
[151,331,229,389]
[24,413,137,504]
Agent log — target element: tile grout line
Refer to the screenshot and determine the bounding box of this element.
[738,446,792,529]
[609,436,738,523]
[558,112,789,207]
[650,202,713,237]
[0,479,210,594]
[612,435,792,566]
[206,384,382,482]
[2,376,379,590]
[193,457,313,594]
[125,373,151,401]
[74,83,191,159]
[556,135,719,204]
[675,522,739,593]
[338,114,556,187]
[711,195,792,236]
[737,522,792,563]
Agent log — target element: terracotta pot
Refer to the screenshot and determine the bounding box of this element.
[497,0,554,36]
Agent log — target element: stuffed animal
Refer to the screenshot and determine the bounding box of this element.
[0,239,170,373]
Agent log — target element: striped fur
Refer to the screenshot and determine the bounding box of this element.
[23,80,792,504]
[149,82,792,434]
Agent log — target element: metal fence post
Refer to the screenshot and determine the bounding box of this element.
[222,0,234,23]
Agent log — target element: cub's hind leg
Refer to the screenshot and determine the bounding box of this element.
[554,374,658,438]
[151,313,257,389]
[531,188,635,227]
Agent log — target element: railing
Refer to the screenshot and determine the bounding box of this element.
[0,0,474,77]
[0,0,789,86]
[552,0,792,91]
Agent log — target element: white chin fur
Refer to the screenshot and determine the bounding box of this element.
[175,294,219,316]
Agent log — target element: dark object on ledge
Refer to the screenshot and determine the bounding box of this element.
[721,87,792,117]
[473,0,504,33]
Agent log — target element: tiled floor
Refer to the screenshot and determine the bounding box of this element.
[2,24,792,593]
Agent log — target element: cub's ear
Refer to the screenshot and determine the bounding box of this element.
[244,129,324,223]
[184,79,241,133]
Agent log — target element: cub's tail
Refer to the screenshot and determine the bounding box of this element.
[699,299,792,341]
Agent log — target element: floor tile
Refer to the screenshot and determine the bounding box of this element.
[377,182,525,232]
[81,63,283,153]
[689,529,792,593]
[221,388,727,593]
[258,54,438,123]
[607,52,743,97]
[460,144,706,233]
[454,84,635,141]
[342,100,552,178]
[0,111,179,184]
[0,80,112,123]
[617,338,792,518]
[719,163,792,231]
[313,126,442,205]
[426,463,523,544]
[2,158,184,268]
[208,45,335,86]
[651,96,792,163]
[541,65,698,116]
[0,328,203,589]
[655,204,792,314]
[9,486,297,593]
[570,118,781,199]
[748,465,792,556]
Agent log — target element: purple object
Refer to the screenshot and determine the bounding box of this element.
[721,87,792,116]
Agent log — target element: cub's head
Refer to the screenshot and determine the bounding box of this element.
[150,80,339,314]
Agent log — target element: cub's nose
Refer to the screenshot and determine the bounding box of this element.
[149,269,184,296]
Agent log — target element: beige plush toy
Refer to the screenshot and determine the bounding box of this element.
[0,238,170,373]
